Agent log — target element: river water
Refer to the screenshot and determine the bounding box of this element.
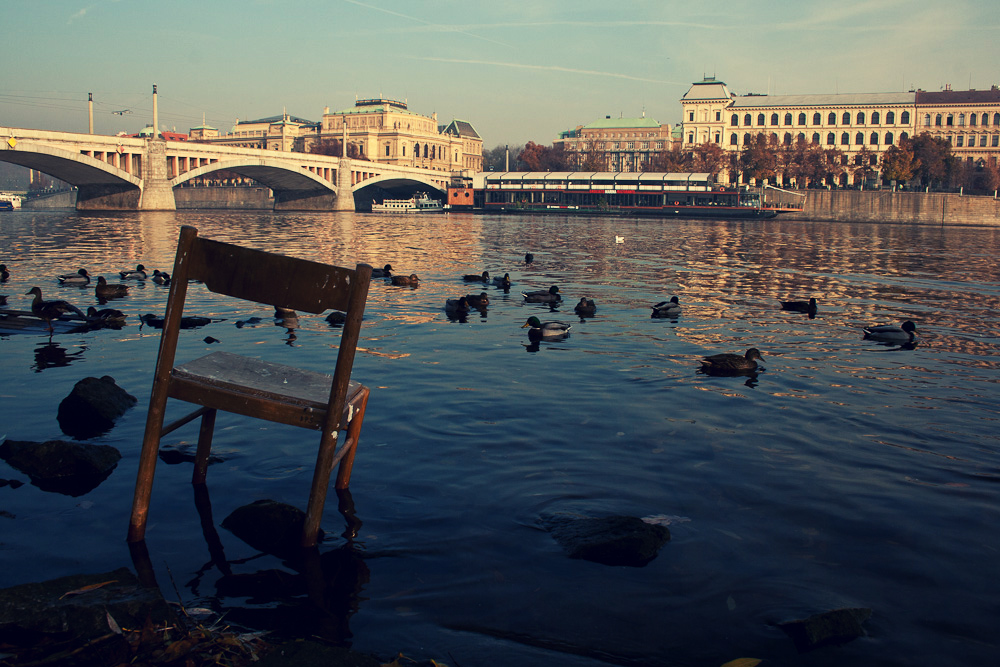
[1,209,998,666]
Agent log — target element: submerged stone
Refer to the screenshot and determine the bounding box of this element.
[56,375,137,439]
[542,514,670,567]
[222,499,323,559]
[778,607,873,652]
[0,438,121,496]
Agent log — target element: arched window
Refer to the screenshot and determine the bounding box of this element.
[798,112,807,125]
[730,133,738,145]
[414,143,421,158]
[783,132,792,145]
[901,111,910,124]
[870,132,879,145]
[924,114,931,126]
[843,112,851,125]
[743,133,751,145]
[886,111,895,124]
[744,113,752,126]
[970,114,977,127]
[935,114,942,126]
[731,114,739,126]
[827,132,835,145]
[857,112,866,125]
[872,112,881,124]
[797,132,806,142]
[994,113,999,125]
[402,144,406,156]
[770,113,779,126]
[771,132,779,141]
[885,132,894,145]
[947,114,955,126]
[784,113,793,125]
[828,112,837,125]
[841,132,850,145]
[813,112,821,125]
[900,131,909,141]
[812,132,820,143]
[958,114,966,126]
[757,113,765,126]
[385,144,390,156]
[854,132,863,144]
[982,113,990,126]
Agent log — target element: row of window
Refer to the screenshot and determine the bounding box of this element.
[729,111,913,128]
[722,130,1000,149]
[924,112,1000,127]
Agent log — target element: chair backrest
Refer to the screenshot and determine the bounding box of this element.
[153,225,372,423]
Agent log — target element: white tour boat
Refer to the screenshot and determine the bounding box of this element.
[372,192,443,213]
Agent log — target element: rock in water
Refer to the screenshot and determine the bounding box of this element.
[778,607,873,652]
[57,375,137,439]
[222,499,323,559]
[542,514,670,567]
[0,439,122,496]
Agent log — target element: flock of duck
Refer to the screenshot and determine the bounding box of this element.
[366,255,918,376]
[0,255,919,375]
[1,263,166,333]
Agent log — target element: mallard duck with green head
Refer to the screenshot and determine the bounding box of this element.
[119,264,147,280]
[58,268,91,285]
[522,316,571,339]
[463,270,489,283]
[864,321,916,342]
[522,285,561,303]
[651,296,681,318]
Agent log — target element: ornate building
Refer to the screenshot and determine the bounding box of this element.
[554,115,679,171]
[191,99,482,172]
[680,76,1000,185]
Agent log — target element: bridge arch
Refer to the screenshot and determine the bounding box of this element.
[352,173,447,197]
[170,158,338,195]
[0,142,142,189]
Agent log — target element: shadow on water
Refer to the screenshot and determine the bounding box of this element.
[32,340,86,372]
[131,486,369,647]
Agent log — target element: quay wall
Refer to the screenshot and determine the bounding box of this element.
[797,190,1000,227]
[173,187,273,209]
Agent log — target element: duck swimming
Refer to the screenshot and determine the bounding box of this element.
[119,264,147,280]
[371,264,393,278]
[524,253,534,264]
[521,316,571,339]
[699,348,764,375]
[87,306,126,326]
[651,296,681,318]
[863,320,916,342]
[25,286,87,331]
[574,297,597,317]
[151,270,171,285]
[463,270,490,283]
[492,273,512,289]
[0,265,9,282]
[781,297,817,315]
[58,269,91,285]
[391,273,420,286]
[95,276,129,300]
[140,313,214,329]
[445,296,470,316]
[465,292,490,308]
[522,285,561,303]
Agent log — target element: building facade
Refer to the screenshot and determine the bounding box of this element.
[680,76,1000,186]
[554,116,679,171]
[191,99,482,173]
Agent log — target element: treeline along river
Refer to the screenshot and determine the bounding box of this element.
[0,209,998,666]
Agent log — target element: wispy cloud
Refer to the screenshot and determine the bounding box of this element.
[411,57,680,85]
[342,0,512,47]
[68,5,93,23]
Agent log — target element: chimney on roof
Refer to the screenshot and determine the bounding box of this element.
[945,83,952,91]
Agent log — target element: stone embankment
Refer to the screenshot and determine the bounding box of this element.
[798,189,1000,226]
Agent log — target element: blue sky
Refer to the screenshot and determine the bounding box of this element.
[2,0,998,146]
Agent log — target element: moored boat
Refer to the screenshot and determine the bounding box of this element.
[372,192,444,213]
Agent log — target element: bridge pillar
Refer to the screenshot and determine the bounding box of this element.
[333,157,355,211]
[139,138,176,210]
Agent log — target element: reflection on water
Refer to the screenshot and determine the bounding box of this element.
[1,210,999,665]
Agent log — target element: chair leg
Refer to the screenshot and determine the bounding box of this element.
[127,386,172,543]
[335,388,369,490]
[192,408,217,484]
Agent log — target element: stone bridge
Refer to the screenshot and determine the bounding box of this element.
[0,127,451,211]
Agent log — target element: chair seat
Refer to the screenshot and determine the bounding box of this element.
[170,351,365,431]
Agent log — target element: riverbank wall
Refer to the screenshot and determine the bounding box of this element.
[798,190,1000,226]
[173,187,273,209]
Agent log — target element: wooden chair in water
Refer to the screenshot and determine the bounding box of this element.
[127,225,373,547]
